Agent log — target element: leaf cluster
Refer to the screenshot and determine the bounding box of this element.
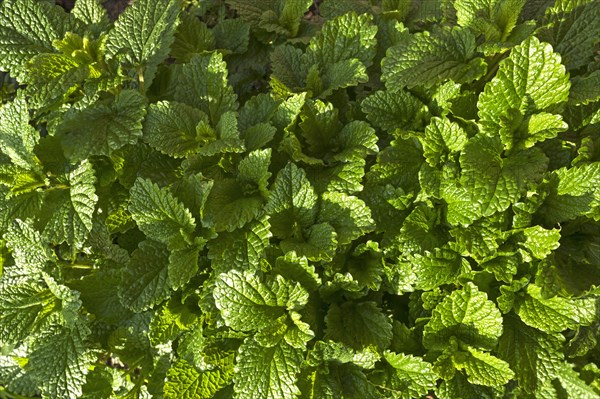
[1,0,600,398]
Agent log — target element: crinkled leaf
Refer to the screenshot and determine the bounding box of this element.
[307,12,377,69]
[214,269,308,332]
[325,301,392,351]
[106,0,181,86]
[382,27,487,89]
[143,101,210,158]
[361,89,425,132]
[498,314,564,393]
[478,36,571,140]
[453,346,514,387]
[0,0,77,80]
[119,240,171,312]
[234,337,303,399]
[129,177,196,249]
[58,90,146,161]
[319,192,374,246]
[515,284,596,333]
[4,218,54,273]
[165,358,234,399]
[0,98,40,169]
[43,160,98,248]
[537,0,600,71]
[460,134,548,217]
[424,282,503,350]
[171,53,238,124]
[374,352,437,399]
[27,324,95,399]
[266,163,318,238]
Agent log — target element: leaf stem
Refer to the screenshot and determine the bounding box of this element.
[137,66,145,93]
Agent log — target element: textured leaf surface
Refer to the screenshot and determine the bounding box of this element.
[515,284,596,333]
[4,219,54,273]
[214,269,308,332]
[424,283,503,350]
[58,90,146,161]
[459,135,548,217]
[453,347,514,387]
[478,36,570,139]
[129,177,196,249]
[143,101,209,158]
[28,325,94,399]
[377,352,437,399]
[106,0,181,85]
[382,27,487,88]
[119,240,171,312]
[0,0,77,80]
[165,358,234,399]
[0,99,40,169]
[325,301,393,350]
[498,315,564,393]
[307,12,377,69]
[172,53,238,124]
[266,163,318,238]
[43,161,98,248]
[234,337,303,399]
[537,0,600,71]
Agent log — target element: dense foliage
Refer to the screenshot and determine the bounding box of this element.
[1,0,600,398]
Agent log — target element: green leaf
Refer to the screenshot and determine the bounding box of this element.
[570,70,600,105]
[307,12,377,69]
[213,18,250,53]
[172,53,238,124]
[234,337,303,399]
[0,98,40,170]
[424,282,503,350]
[0,0,77,80]
[58,90,146,161]
[454,0,526,42]
[516,226,561,261]
[537,0,600,71]
[265,163,318,239]
[478,36,571,140]
[71,0,109,32]
[410,247,470,290]
[203,178,263,232]
[168,240,203,290]
[382,26,487,89]
[165,358,234,399]
[325,301,393,351]
[555,364,600,399]
[459,134,548,217]
[0,280,56,344]
[43,160,98,248]
[207,216,272,271]
[214,269,308,332]
[453,346,514,387]
[515,284,596,333]
[421,116,468,167]
[361,89,425,132]
[171,13,214,63]
[555,162,600,196]
[237,149,272,195]
[129,177,196,249]
[318,192,374,246]
[4,219,54,273]
[143,101,210,158]
[498,314,564,393]
[375,352,437,399]
[106,0,181,86]
[28,324,95,399]
[119,240,171,312]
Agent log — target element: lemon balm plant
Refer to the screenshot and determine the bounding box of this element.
[0,0,600,398]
